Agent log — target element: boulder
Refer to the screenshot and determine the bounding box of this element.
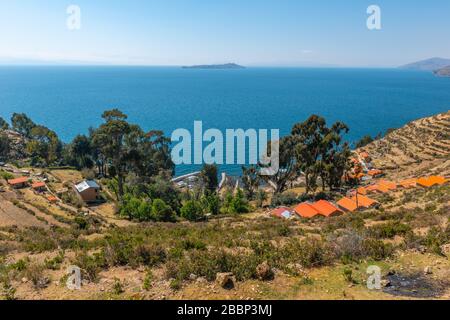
[256,261,274,281]
[424,266,433,275]
[216,272,235,289]
[440,244,450,257]
[381,279,391,288]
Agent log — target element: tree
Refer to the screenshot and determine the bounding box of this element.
[0,134,10,160]
[67,134,93,169]
[201,193,221,215]
[26,125,62,166]
[11,113,36,137]
[199,164,218,194]
[151,199,176,222]
[317,121,349,191]
[291,115,326,194]
[260,135,298,194]
[222,189,250,214]
[255,189,268,208]
[92,109,131,200]
[0,117,9,130]
[291,115,350,193]
[229,189,250,213]
[180,200,204,221]
[241,165,260,199]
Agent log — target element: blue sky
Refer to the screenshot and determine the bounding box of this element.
[0,0,449,67]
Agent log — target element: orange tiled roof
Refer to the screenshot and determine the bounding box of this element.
[47,196,58,202]
[417,177,434,188]
[294,203,320,218]
[337,197,358,212]
[378,180,397,190]
[351,195,378,208]
[368,169,383,177]
[32,182,46,189]
[357,187,367,195]
[417,176,447,188]
[399,178,417,188]
[429,176,447,186]
[311,200,342,217]
[360,152,370,159]
[7,177,28,185]
[365,184,389,194]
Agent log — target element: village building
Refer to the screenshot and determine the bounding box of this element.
[310,200,342,217]
[7,177,29,189]
[294,203,320,218]
[271,207,294,219]
[398,178,417,189]
[337,197,358,212]
[351,195,378,209]
[74,180,101,203]
[31,181,46,192]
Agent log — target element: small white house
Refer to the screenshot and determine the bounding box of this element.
[74,180,100,203]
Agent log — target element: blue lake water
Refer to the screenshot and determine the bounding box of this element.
[0,66,449,176]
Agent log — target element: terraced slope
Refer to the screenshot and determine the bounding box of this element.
[360,111,450,179]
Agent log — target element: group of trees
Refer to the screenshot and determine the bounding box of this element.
[242,115,353,199]
[0,113,63,166]
[1,110,361,222]
[178,164,251,222]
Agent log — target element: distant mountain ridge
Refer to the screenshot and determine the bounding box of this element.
[400,57,450,71]
[182,63,245,69]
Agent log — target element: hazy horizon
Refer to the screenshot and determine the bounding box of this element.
[1,1,450,67]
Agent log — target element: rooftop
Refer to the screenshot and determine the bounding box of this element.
[74,180,100,193]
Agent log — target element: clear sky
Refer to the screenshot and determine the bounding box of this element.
[1,0,449,67]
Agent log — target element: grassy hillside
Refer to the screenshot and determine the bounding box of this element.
[1,112,449,300]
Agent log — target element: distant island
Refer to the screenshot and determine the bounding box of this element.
[399,57,450,71]
[182,63,245,70]
[434,65,450,77]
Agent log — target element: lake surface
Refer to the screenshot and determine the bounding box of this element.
[0,66,449,176]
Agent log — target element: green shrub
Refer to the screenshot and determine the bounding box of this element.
[367,221,411,239]
[181,200,205,221]
[270,191,298,207]
[362,239,394,261]
[152,199,176,222]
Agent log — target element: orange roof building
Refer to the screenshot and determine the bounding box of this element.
[294,203,320,218]
[271,207,294,219]
[398,178,417,189]
[32,182,46,189]
[7,177,29,188]
[368,169,384,177]
[47,196,58,203]
[351,195,378,208]
[311,200,342,217]
[429,176,447,186]
[417,176,448,188]
[365,184,389,194]
[337,197,358,212]
[378,180,397,190]
[360,152,370,160]
[356,187,367,195]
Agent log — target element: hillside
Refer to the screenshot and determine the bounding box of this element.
[360,111,450,179]
[1,112,449,300]
[400,57,450,71]
[434,66,450,77]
